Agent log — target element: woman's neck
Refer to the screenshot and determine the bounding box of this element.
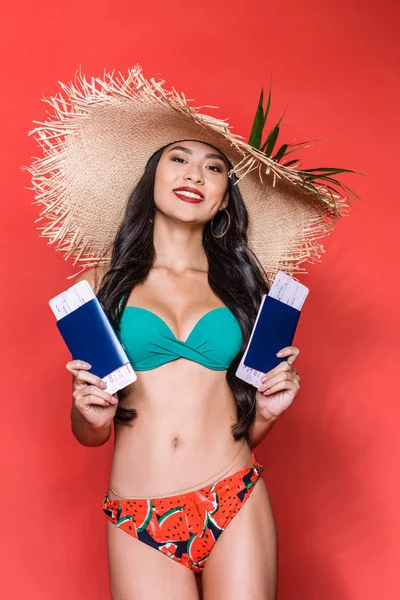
[152,211,208,274]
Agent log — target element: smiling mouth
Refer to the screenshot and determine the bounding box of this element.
[173,190,204,203]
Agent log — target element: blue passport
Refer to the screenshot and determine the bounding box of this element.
[243,295,301,374]
[56,297,130,380]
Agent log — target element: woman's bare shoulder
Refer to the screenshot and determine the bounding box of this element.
[72,264,109,294]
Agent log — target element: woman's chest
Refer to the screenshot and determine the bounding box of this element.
[126,267,226,342]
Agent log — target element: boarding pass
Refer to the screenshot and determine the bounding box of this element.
[236,272,309,388]
[49,280,136,394]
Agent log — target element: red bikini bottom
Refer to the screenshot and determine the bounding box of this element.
[102,448,263,573]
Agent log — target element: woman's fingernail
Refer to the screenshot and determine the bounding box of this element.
[83,362,91,368]
[276,351,284,357]
[101,381,107,389]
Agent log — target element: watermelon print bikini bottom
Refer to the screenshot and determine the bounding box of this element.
[102,449,263,573]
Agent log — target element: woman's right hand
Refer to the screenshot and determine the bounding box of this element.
[66,359,118,429]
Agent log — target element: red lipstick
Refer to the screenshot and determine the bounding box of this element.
[173,186,204,203]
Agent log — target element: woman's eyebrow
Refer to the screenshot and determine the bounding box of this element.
[168,145,228,165]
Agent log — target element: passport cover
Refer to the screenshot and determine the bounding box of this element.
[244,295,301,374]
[56,298,129,379]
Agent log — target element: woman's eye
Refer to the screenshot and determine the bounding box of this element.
[170,156,222,173]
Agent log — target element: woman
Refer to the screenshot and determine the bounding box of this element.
[66,139,300,599]
[26,67,354,600]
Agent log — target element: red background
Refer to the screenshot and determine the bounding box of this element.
[1,0,399,598]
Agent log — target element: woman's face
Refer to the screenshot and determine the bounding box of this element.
[153,140,230,225]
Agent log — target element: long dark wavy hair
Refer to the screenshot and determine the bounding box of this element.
[96,142,270,440]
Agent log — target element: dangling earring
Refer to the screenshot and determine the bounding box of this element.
[211,208,231,238]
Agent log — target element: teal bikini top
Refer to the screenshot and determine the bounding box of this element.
[119,304,243,371]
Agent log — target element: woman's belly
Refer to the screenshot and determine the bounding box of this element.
[108,359,251,497]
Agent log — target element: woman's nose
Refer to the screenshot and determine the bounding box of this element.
[184,166,203,184]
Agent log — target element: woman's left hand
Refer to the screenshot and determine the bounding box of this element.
[255,346,301,420]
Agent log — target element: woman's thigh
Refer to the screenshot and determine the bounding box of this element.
[202,478,278,600]
[106,520,199,600]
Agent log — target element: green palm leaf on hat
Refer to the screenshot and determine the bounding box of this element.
[248,80,365,215]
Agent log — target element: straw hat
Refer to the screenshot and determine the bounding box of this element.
[24,65,359,284]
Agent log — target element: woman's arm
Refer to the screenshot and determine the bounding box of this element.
[248,409,279,449]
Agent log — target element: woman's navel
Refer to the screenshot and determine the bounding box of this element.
[172,436,180,450]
